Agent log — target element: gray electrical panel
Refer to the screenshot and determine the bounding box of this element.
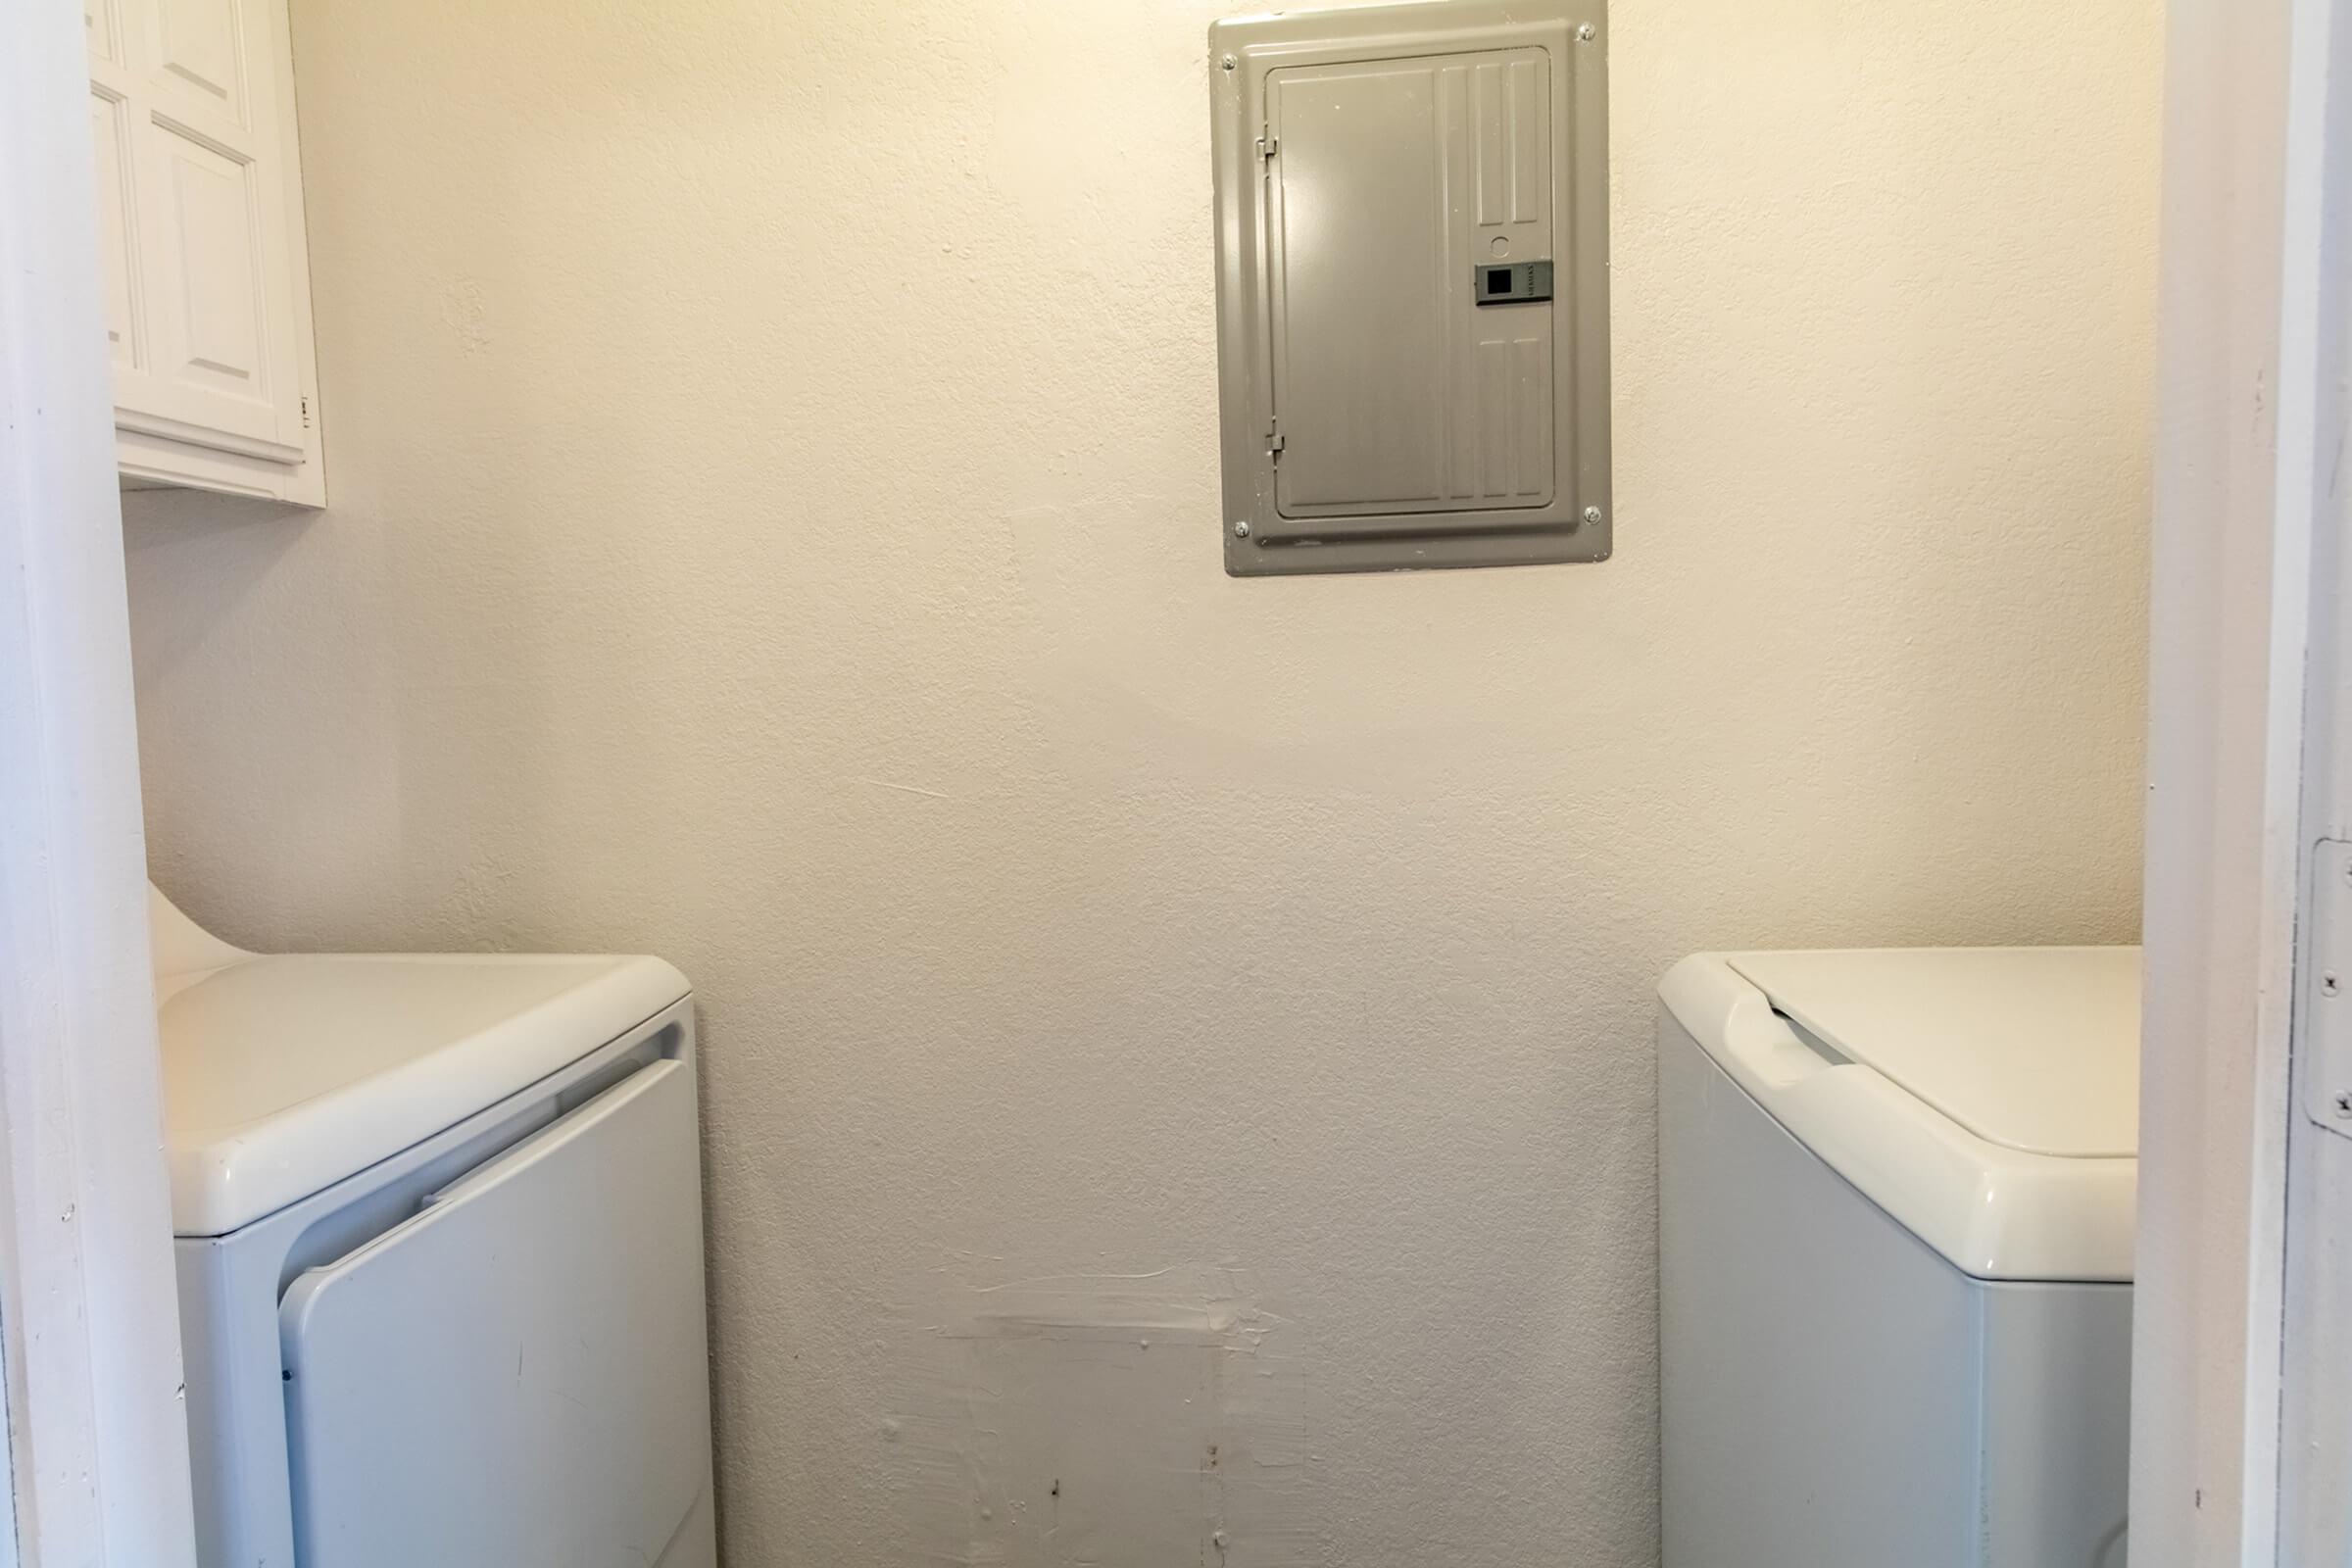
[1210,0,1610,575]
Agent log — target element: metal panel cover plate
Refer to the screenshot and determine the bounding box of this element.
[1210,0,1611,575]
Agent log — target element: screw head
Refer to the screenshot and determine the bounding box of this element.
[1576,22,1596,40]
[2328,972,2342,997]
[1221,52,1238,71]
[1582,505,1604,525]
[1232,519,1250,539]
[2333,1091,2352,1119]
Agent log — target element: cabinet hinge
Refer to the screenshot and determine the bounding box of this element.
[300,394,311,430]
[1256,128,1279,162]
[1266,416,1285,461]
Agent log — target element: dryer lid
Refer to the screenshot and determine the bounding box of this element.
[161,951,689,1237]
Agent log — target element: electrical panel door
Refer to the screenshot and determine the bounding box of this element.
[1211,1,1610,575]
[1269,51,1556,518]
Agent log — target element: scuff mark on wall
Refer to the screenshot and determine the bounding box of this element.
[856,776,958,803]
[890,1262,1315,1567]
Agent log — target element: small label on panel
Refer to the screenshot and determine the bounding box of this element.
[1474,260,1553,305]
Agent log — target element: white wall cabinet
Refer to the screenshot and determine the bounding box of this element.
[87,0,325,505]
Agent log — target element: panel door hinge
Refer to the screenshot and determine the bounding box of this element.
[300,394,312,430]
[1256,128,1278,162]
[2303,838,2352,1137]
[1265,416,1285,461]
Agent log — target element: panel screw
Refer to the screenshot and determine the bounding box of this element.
[2334,1091,2352,1120]
[1582,506,1604,525]
[1232,519,1250,538]
[2328,972,2341,998]
[1576,22,1596,40]
[1221,53,1238,71]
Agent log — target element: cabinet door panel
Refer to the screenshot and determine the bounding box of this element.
[86,0,122,65]
[152,0,246,124]
[97,0,313,470]
[155,122,266,405]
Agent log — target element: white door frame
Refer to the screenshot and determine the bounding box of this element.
[0,2,200,1564]
[2134,0,2352,1560]
[2274,0,2352,1552]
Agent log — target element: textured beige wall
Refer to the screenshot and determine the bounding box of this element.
[122,0,2161,1561]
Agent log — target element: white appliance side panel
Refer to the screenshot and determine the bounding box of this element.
[174,1232,293,1567]
[1981,1281,2132,1567]
[278,1058,713,1568]
[1659,1012,1981,1568]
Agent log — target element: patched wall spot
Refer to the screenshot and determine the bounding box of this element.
[888,1263,1315,1567]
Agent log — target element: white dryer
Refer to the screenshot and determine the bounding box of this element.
[1658,946,2138,1568]
[153,886,717,1568]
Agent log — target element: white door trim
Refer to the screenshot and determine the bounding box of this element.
[0,2,199,1564]
[2134,0,2352,1560]
[2276,0,2352,1551]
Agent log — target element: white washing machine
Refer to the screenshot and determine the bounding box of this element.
[152,886,718,1568]
[1658,947,2138,1568]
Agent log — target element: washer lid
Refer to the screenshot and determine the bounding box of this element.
[1659,946,2141,1282]
[161,952,689,1237]
[1724,947,2141,1158]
